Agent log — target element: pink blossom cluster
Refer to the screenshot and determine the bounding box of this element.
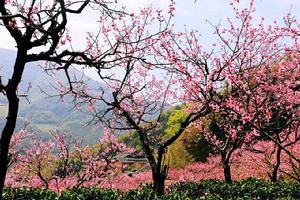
[6,129,133,192]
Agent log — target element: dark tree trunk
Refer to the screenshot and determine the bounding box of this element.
[0,88,19,199]
[270,146,282,182]
[152,171,166,196]
[0,48,27,199]
[221,152,232,184]
[223,161,232,183]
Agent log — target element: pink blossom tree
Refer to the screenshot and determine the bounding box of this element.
[0,0,156,196]
[247,126,300,182]
[55,1,216,194]
[60,0,300,192]
[175,0,300,183]
[7,129,132,192]
[213,5,300,180]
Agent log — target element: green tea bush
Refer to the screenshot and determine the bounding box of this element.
[2,179,300,200]
[2,187,56,200]
[168,178,300,200]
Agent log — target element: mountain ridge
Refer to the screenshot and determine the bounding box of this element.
[0,48,103,144]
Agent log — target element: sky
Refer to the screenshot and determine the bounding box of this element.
[0,0,300,50]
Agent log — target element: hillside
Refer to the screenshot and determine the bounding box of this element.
[0,48,103,144]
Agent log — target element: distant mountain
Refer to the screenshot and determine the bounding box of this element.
[0,48,104,144]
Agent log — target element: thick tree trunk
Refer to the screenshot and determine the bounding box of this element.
[223,161,232,183]
[270,146,282,182]
[0,48,26,199]
[221,152,232,184]
[0,90,19,198]
[152,171,166,196]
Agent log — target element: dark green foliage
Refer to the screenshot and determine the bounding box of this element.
[168,179,300,200]
[209,120,227,142]
[2,188,56,200]
[3,179,300,200]
[183,134,212,163]
[59,188,120,200]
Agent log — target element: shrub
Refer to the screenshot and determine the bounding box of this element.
[3,179,300,200]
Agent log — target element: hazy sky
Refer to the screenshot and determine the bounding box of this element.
[0,0,299,50]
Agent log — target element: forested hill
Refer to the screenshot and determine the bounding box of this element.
[0,48,103,144]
